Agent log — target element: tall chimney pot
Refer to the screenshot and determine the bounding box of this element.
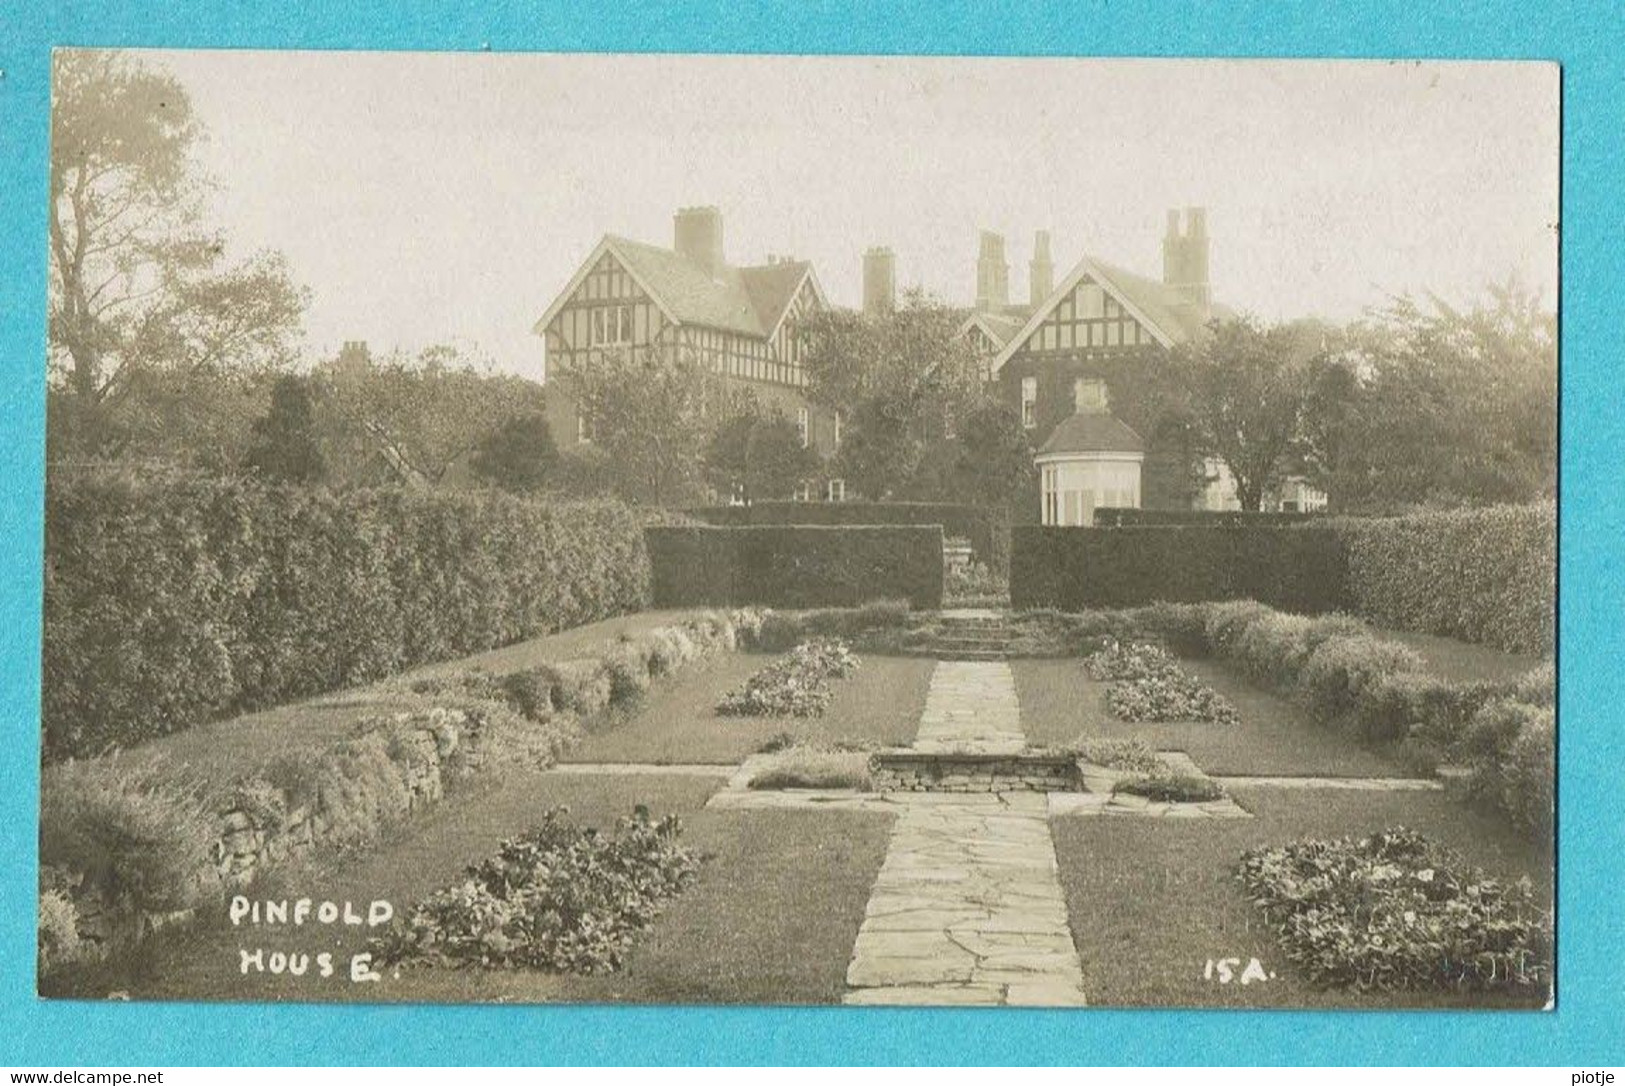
[1029,230,1054,308]
[976,230,1009,312]
[862,246,897,317]
[674,205,725,278]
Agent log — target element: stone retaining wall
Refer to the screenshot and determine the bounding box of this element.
[870,752,1082,793]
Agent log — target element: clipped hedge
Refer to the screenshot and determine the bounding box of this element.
[1010,525,1347,613]
[1094,508,1322,528]
[1339,504,1555,657]
[647,525,944,610]
[43,468,652,761]
[691,501,1009,574]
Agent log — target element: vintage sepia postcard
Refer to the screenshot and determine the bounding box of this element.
[37,50,1557,1012]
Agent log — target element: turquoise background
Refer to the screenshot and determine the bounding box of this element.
[1,0,1618,1066]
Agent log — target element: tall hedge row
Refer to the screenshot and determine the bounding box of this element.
[647,525,944,610]
[689,501,1009,574]
[1009,525,1348,614]
[1339,504,1555,657]
[43,470,651,760]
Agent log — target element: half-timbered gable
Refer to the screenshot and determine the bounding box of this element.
[533,207,842,495]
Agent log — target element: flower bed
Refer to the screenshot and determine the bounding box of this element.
[371,806,700,973]
[1237,827,1552,992]
[1113,773,1226,803]
[716,639,860,718]
[1085,640,1239,725]
[747,746,874,790]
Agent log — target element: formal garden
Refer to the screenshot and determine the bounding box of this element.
[36,474,1555,1010]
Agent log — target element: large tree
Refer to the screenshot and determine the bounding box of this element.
[47,50,307,459]
[704,397,816,503]
[800,289,996,501]
[470,412,559,494]
[1167,315,1327,511]
[568,346,723,505]
[1307,282,1557,511]
[243,375,327,483]
[314,343,547,489]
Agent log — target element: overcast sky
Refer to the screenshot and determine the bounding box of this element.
[149,51,1558,381]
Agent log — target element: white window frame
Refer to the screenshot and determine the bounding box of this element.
[826,478,846,503]
[576,411,593,444]
[793,480,812,502]
[798,406,810,448]
[1021,376,1038,429]
[832,409,842,449]
[591,304,631,347]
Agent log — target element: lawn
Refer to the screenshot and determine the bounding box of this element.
[1013,658,1409,778]
[48,769,893,1005]
[1374,628,1547,685]
[564,652,935,764]
[117,608,702,795]
[1051,786,1552,1009]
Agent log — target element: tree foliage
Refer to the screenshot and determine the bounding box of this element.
[471,412,559,494]
[244,375,326,483]
[568,346,723,505]
[800,289,1015,503]
[313,343,548,489]
[704,396,816,503]
[1306,282,1556,511]
[1166,315,1327,511]
[47,50,307,459]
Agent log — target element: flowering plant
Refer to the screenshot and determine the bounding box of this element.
[717,639,860,718]
[1237,827,1552,992]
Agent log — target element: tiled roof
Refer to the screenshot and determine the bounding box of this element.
[968,311,1031,348]
[1036,410,1145,457]
[1088,257,1230,345]
[605,236,813,339]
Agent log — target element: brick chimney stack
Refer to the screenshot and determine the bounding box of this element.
[674,206,725,279]
[1162,207,1212,324]
[1029,230,1054,308]
[975,230,1009,312]
[862,247,897,317]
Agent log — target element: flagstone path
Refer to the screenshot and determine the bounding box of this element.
[842,661,1089,1006]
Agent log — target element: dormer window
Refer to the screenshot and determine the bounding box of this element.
[591,305,631,347]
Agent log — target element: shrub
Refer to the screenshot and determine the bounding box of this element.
[716,639,860,717]
[1339,504,1554,656]
[497,669,556,723]
[1464,698,1555,836]
[1238,827,1551,992]
[1114,773,1226,803]
[1298,635,1427,730]
[747,747,873,790]
[370,806,700,973]
[39,759,216,918]
[752,600,911,652]
[1203,600,1277,660]
[43,468,651,760]
[603,645,653,705]
[945,559,1007,601]
[543,659,614,717]
[1069,737,1163,776]
[646,525,944,609]
[37,885,83,972]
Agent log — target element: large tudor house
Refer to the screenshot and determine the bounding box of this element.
[963,209,1324,523]
[535,204,1324,517]
[534,206,845,500]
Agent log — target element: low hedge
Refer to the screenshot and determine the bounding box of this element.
[43,468,652,761]
[1339,504,1555,657]
[39,608,764,976]
[1195,601,1552,836]
[647,525,944,610]
[1009,525,1347,613]
[690,500,1009,574]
